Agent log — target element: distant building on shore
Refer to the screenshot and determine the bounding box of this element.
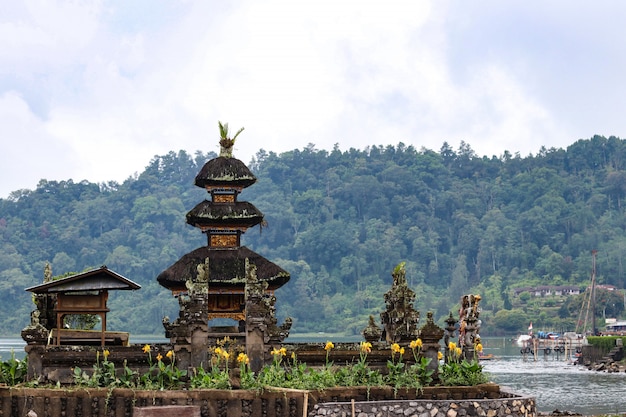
[513,285,581,298]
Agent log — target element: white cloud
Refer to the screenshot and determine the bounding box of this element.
[0,92,79,196]
[1,0,626,198]
[0,1,101,73]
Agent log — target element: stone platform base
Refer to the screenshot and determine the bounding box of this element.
[0,384,535,417]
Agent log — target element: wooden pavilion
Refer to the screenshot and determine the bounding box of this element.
[25,266,141,346]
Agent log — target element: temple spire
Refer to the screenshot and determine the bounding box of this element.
[218,121,244,158]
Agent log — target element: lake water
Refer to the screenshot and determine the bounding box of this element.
[2,336,624,415]
[482,337,626,415]
[0,337,26,360]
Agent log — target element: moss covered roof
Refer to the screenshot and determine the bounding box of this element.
[186,201,263,228]
[194,156,257,189]
[156,246,290,291]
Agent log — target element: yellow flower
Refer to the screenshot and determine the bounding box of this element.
[156,353,163,361]
[360,341,372,353]
[237,353,249,364]
[438,351,443,360]
[291,352,296,360]
[476,343,483,353]
[324,341,335,351]
[221,351,230,360]
[103,349,110,359]
[142,344,151,353]
[166,350,174,359]
[410,339,423,349]
[215,347,223,356]
[270,347,287,357]
[391,343,401,353]
[448,342,457,351]
[399,347,405,355]
[455,347,462,357]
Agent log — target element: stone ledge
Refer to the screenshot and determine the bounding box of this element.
[309,390,536,417]
[0,384,533,417]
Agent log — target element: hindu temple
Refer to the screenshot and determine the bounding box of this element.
[18,125,484,377]
[6,123,532,417]
[157,123,292,371]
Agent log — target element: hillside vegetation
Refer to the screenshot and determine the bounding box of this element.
[2,136,626,336]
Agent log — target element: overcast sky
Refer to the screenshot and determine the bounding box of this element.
[1,1,626,199]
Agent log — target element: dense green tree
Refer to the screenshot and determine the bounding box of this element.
[493,309,530,333]
[2,138,626,336]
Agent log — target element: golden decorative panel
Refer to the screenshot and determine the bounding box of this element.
[213,194,235,203]
[210,234,238,247]
[207,312,246,322]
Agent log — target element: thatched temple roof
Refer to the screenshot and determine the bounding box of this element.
[156,246,290,291]
[186,201,263,228]
[194,156,257,189]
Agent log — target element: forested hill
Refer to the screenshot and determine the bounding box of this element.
[2,135,626,336]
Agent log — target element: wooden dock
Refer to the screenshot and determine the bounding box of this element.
[518,337,585,361]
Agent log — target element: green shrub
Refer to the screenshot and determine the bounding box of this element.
[587,336,626,352]
[0,351,28,386]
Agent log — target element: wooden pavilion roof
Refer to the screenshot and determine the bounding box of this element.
[26,266,141,294]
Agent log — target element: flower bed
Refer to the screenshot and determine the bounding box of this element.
[2,339,516,416]
[19,339,489,390]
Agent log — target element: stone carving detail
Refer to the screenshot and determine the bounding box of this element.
[182,257,209,297]
[21,309,49,345]
[444,312,458,363]
[163,259,210,346]
[21,263,56,344]
[44,262,52,282]
[362,315,382,342]
[419,311,445,382]
[162,295,208,341]
[162,282,210,370]
[380,262,420,343]
[244,259,291,344]
[458,294,481,360]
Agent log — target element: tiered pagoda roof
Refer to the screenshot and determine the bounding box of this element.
[194,156,257,189]
[156,246,290,291]
[157,128,290,293]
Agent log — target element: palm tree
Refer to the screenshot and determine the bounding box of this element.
[218,121,245,157]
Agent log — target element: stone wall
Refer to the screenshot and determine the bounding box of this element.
[309,392,536,417]
[0,384,535,417]
[24,344,173,383]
